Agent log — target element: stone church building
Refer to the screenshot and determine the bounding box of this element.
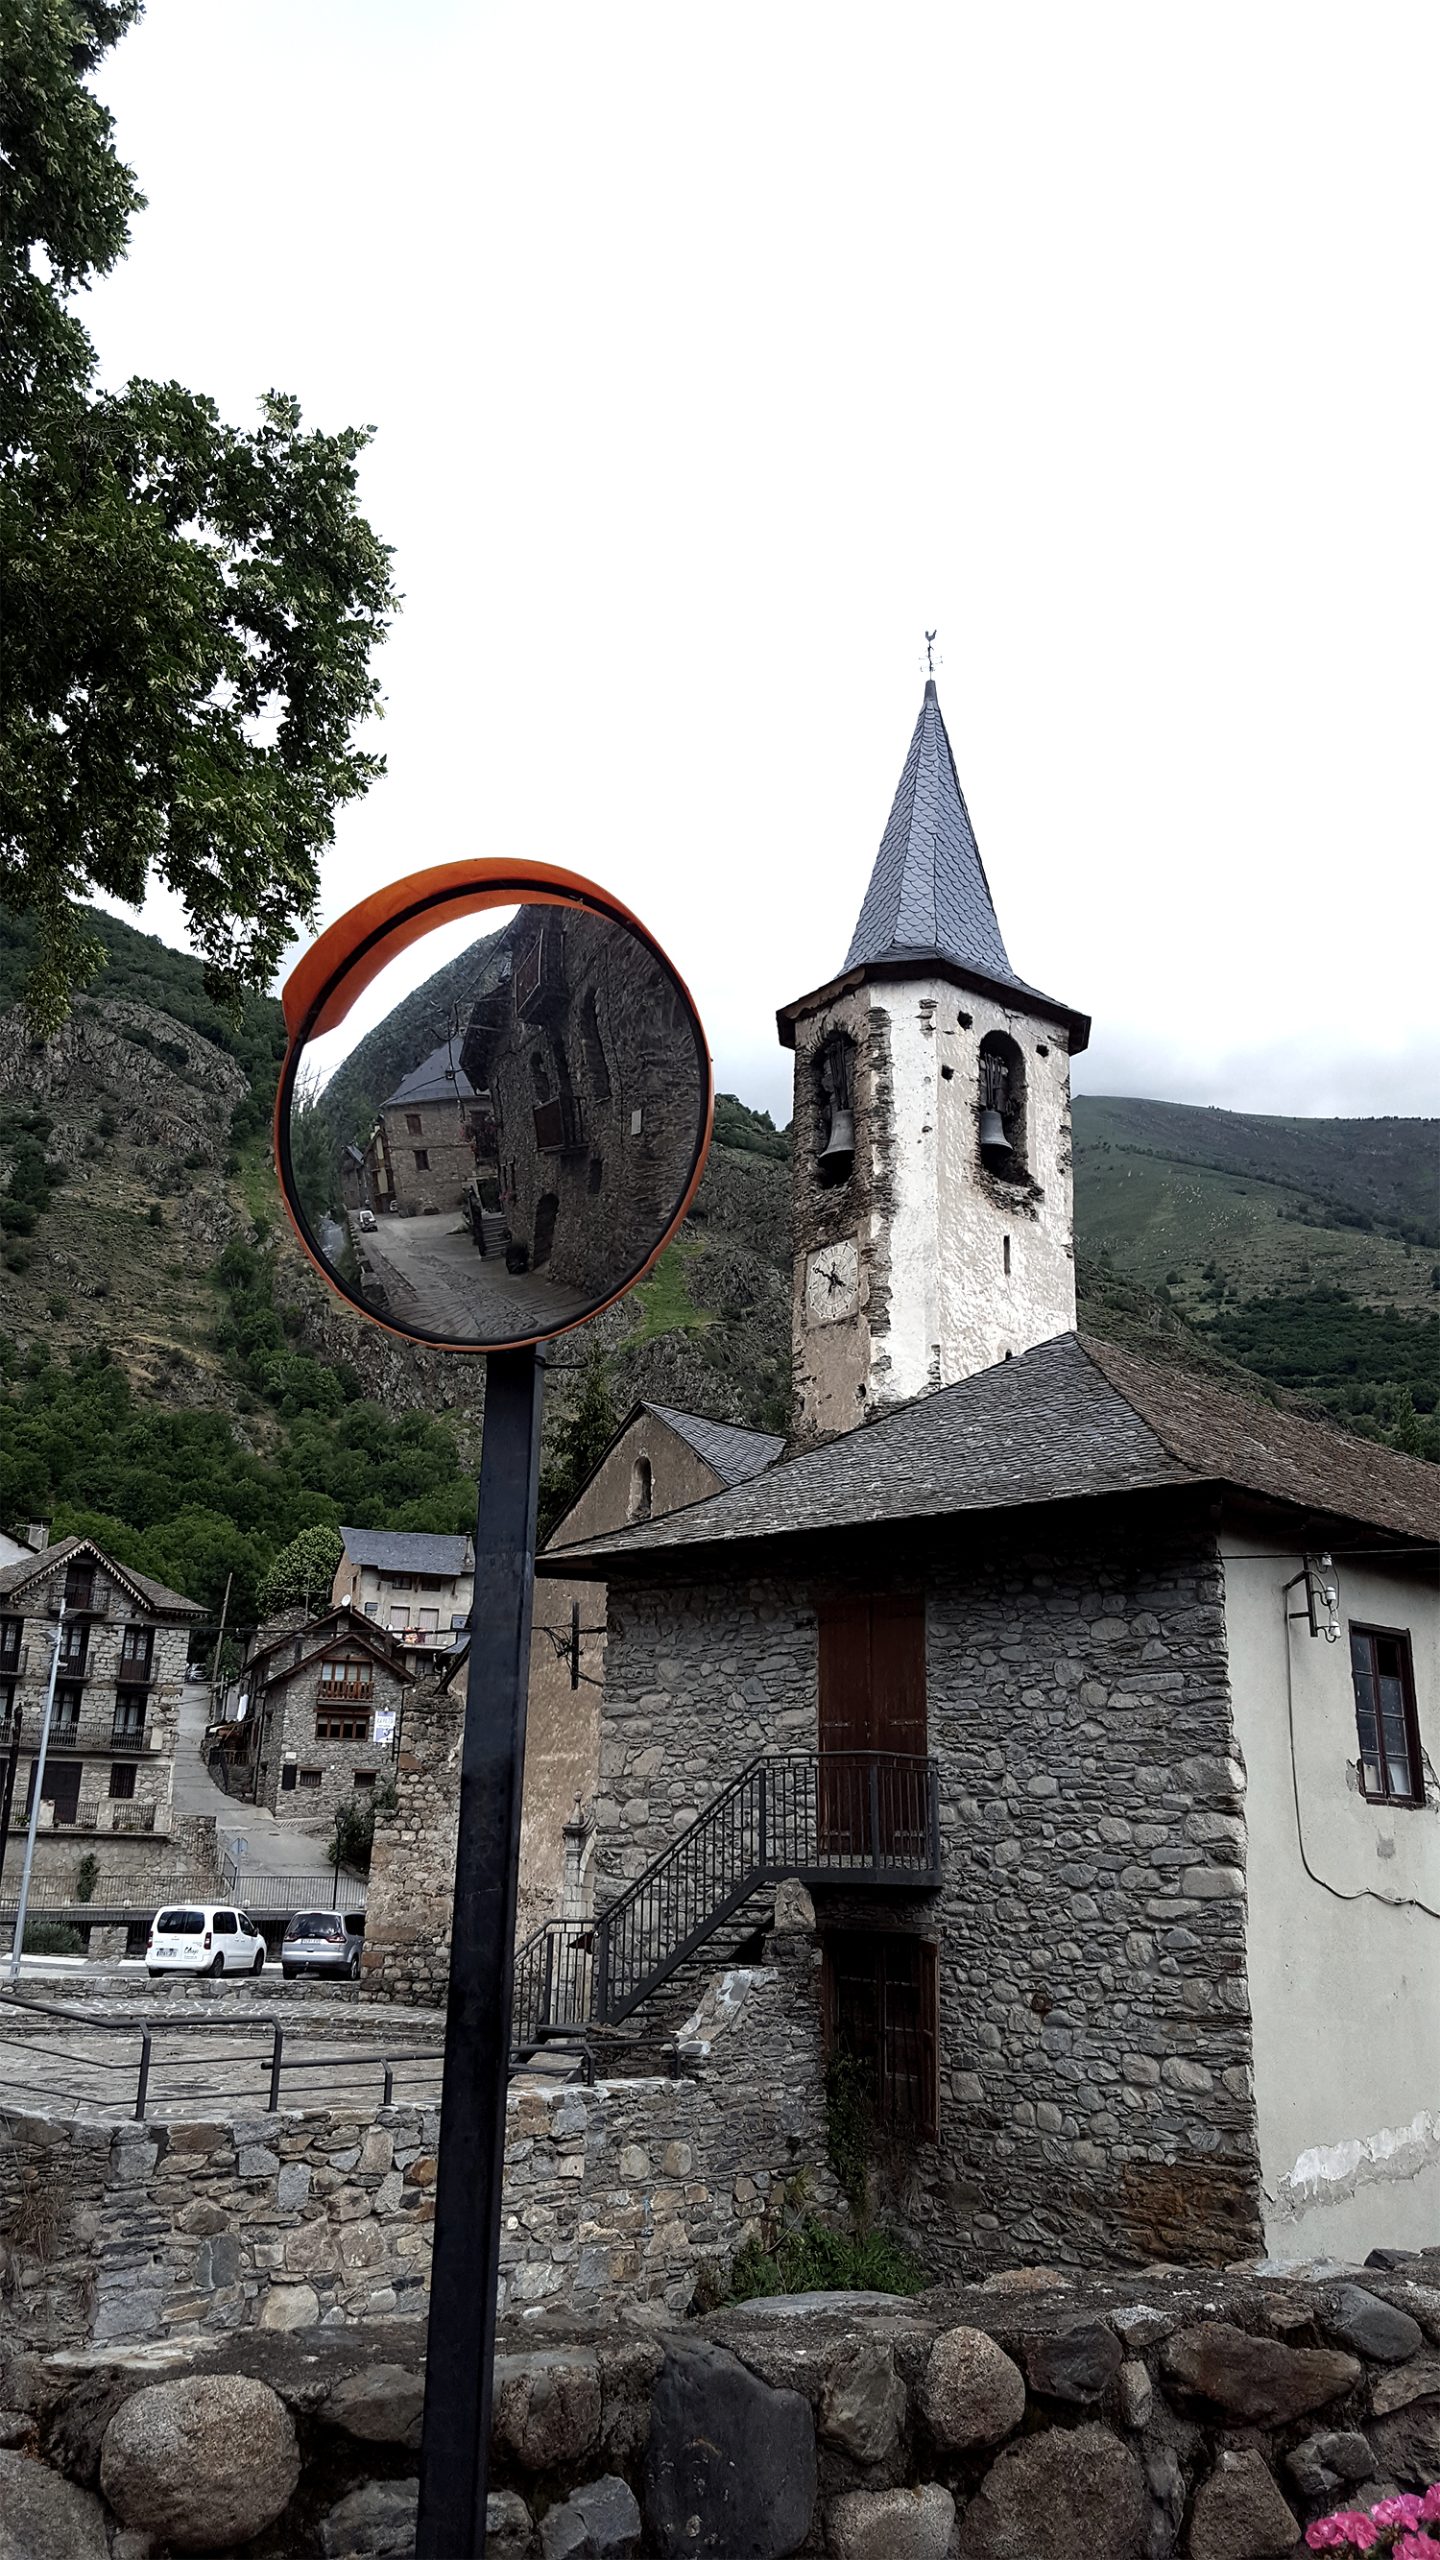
[375,681,1439,2275]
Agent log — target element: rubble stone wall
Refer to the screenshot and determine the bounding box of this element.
[3,2263,1438,2560]
[0,1934,832,2352]
[594,1502,1262,2274]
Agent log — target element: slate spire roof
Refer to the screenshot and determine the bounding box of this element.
[844,680,1020,988]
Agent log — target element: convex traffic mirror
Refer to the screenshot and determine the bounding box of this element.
[275,863,713,1350]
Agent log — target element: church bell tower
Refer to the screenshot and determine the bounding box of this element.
[778,680,1090,1443]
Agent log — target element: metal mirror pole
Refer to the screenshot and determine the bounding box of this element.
[416,1343,545,2560]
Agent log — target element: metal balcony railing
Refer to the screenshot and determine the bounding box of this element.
[511,1750,940,2060]
[109,1721,149,1753]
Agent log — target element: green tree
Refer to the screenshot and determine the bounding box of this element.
[255,1522,343,1621]
[538,1346,621,1539]
[0,0,398,1031]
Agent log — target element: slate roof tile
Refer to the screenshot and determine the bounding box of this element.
[540,1333,1437,1574]
[339,1527,473,1577]
[642,1405,786,1487]
[845,681,1029,993]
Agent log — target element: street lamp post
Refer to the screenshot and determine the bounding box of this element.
[7,1599,65,1981]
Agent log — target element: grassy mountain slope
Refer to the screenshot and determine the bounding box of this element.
[0,906,1433,1621]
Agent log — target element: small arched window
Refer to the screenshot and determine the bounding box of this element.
[628,1455,653,1522]
[528,1048,552,1102]
[977,1031,1027,1179]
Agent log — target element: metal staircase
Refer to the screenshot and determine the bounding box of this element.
[511,1750,940,2067]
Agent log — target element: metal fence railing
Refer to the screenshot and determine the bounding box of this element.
[0,1991,443,2122]
[218,1860,367,1915]
[512,1750,941,2057]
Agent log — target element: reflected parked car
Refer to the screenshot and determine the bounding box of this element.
[355,1208,377,1231]
[147,1904,265,1977]
[281,1910,363,1981]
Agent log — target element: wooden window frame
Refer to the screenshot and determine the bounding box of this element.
[822,1928,939,2142]
[1350,1623,1424,1808]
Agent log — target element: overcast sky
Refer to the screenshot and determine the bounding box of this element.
[89,2,1437,1128]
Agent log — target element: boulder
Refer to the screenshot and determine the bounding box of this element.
[919,2327,1027,2451]
[1161,2322,1360,2424]
[644,2339,816,2558]
[1186,2449,1297,2560]
[493,2350,602,2472]
[488,2492,536,2558]
[1368,2398,1440,2488]
[0,2449,109,2560]
[540,2474,641,2558]
[819,2339,907,2463]
[954,2422,1148,2560]
[828,2483,956,2560]
[324,2363,426,2447]
[1024,2318,1123,2404]
[100,2373,300,2553]
[1372,2357,1440,2414]
[318,2479,421,2559]
[1284,2430,1375,2499]
[1118,2360,1153,2431]
[1323,2285,1424,2364]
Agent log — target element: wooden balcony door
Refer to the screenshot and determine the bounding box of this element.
[817,1592,927,1860]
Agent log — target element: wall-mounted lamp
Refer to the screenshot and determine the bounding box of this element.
[1285,1553,1340,1642]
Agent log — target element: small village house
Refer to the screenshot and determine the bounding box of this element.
[332,1526,474,1652]
[228,1601,413,1824]
[363,1042,485,1220]
[0,1530,202,1889]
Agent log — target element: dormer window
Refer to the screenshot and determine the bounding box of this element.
[978,1033,1027,1179]
[815,1032,855,1187]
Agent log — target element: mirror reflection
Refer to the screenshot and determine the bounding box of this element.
[284,896,709,1347]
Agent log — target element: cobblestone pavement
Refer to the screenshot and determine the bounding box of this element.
[0,2009,444,2124]
[355,1210,592,1338]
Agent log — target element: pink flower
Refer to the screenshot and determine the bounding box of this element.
[1306,2524,1362,2553]
[1374,2500,1427,2530]
[1395,2534,1440,2559]
[1333,2522,1379,2553]
[1421,2487,1440,2525]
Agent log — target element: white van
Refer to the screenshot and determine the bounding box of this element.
[147,1904,266,1978]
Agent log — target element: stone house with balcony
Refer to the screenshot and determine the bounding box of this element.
[0,1532,202,1888]
[331,1527,474,1652]
[234,1603,414,1825]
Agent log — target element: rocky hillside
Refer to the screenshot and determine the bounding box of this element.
[0,906,1433,1624]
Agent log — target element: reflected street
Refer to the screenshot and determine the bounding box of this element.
[352,1209,594,1338]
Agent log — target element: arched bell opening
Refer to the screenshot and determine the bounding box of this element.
[628,1454,654,1522]
[815,1030,856,1188]
[977,1031,1027,1179]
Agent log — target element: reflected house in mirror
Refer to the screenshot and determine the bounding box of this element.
[458,903,704,1308]
[365,1043,486,1220]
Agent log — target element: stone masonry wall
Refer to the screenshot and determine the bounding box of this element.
[593,1499,1263,2273]
[0,1931,832,2352]
[360,1685,462,2007]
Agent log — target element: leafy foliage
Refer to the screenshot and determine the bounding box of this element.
[254,1523,344,1620]
[724,2215,927,2303]
[712,1093,790,1161]
[538,1345,621,1540]
[0,0,397,1030]
[329,1780,397,1876]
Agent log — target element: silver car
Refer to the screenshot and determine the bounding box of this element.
[280,1910,362,1981]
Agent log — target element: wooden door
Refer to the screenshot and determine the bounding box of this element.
[817,1593,926,1857]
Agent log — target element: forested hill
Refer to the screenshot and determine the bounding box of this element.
[0,904,1434,1631]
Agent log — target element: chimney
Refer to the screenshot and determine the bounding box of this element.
[26,1523,49,1553]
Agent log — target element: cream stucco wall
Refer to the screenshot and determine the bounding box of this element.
[790,976,1077,1434]
[1222,1522,1440,2259]
[516,1412,728,1941]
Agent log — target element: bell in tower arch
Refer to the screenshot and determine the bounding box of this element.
[816,1031,856,1179]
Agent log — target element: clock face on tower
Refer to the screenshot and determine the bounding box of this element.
[804,1236,859,1325]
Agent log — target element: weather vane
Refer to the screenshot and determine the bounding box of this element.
[923,629,940,678]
